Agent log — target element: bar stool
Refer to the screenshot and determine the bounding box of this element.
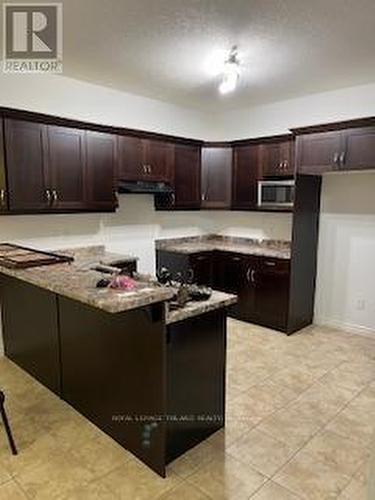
[0,390,17,455]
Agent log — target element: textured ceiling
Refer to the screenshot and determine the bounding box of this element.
[4,0,375,111]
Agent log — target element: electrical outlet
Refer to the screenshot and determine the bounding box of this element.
[356,299,366,311]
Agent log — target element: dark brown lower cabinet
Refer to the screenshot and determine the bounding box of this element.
[253,258,290,331]
[157,249,291,333]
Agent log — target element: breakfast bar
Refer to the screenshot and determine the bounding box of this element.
[0,245,236,477]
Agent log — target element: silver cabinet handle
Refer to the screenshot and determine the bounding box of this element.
[0,189,6,207]
[264,261,276,266]
[333,153,339,166]
[142,165,147,174]
[46,189,52,204]
[231,257,241,262]
[148,165,152,174]
[246,267,256,284]
[339,151,346,167]
[171,192,175,205]
[284,160,288,170]
[52,190,58,203]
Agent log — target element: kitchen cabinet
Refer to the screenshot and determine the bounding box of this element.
[342,127,375,170]
[190,252,213,286]
[201,147,232,209]
[4,118,117,213]
[156,248,291,333]
[296,126,375,174]
[172,143,201,209]
[117,135,173,183]
[145,139,173,182]
[260,139,295,177]
[296,131,344,174]
[86,131,117,211]
[4,119,49,212]
[231,144,259,210]
[0,120,8,212]
[117,135,144,181]
[155,143,201,210]
[253,257,290,331]
[46,126,87,211]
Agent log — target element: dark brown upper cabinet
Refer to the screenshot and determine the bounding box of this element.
[145,139,174,182]
[4,119,50,212]
[46,126,87,211]
[296,131,344,174]
[0,120,8,212]
[296,126,375,174]
[172,143,201,209]
[343,127,375,171]
[232,144,259,210]
[86,131,117,211]
[201,146,232,209]
[259,138,295,178]
[4,118,117,214]
[117,135,144,181]
[117,135,173,183]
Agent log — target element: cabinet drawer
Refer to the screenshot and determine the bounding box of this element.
[258,257,290,275]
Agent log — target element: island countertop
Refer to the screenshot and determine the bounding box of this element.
[0,245,237,319]
[165,290,237,325]
[0,245,174,314]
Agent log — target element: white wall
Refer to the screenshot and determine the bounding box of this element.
[0,196,292,274]
[314,172,375,335]
[0,72,217,140]
[218,82,375,141]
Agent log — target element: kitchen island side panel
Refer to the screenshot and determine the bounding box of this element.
[58,296,168,477]
[0,274,61,394]
[166,309,227,463]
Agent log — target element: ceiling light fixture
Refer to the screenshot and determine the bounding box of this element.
[219,46,240,95]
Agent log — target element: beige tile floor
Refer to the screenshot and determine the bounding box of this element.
[0,318,374,499]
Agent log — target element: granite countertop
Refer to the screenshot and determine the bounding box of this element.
[0,245,174,314]
[156,235,291,260]
[165,291,237,325]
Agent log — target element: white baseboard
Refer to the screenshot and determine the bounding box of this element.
[314,317,375,339]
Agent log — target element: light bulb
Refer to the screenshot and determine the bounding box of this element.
[219,62,239,94]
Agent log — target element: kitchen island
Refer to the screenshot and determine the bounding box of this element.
[0,245,236,477]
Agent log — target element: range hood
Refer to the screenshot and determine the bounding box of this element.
[117,180,174,194]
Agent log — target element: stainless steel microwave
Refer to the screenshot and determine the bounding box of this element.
[257,180,295,209]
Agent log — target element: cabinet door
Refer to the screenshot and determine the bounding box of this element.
[212,252,244,293]
[201,147,232,209]
[0,119,8,212]
[46,126,87,210]
[235,256,258,322]
[260,140,295,178]
[117,135,145,181]
[173,143,201,209]
[5,119,49,211]
[253,257,290,331]
[280,140,295,176]
[86,131,117,211]
[189,253,213,286]
[343,127,375,171]
[145,139,173,182]
[296,131,343,175]
[232,145,259,210]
